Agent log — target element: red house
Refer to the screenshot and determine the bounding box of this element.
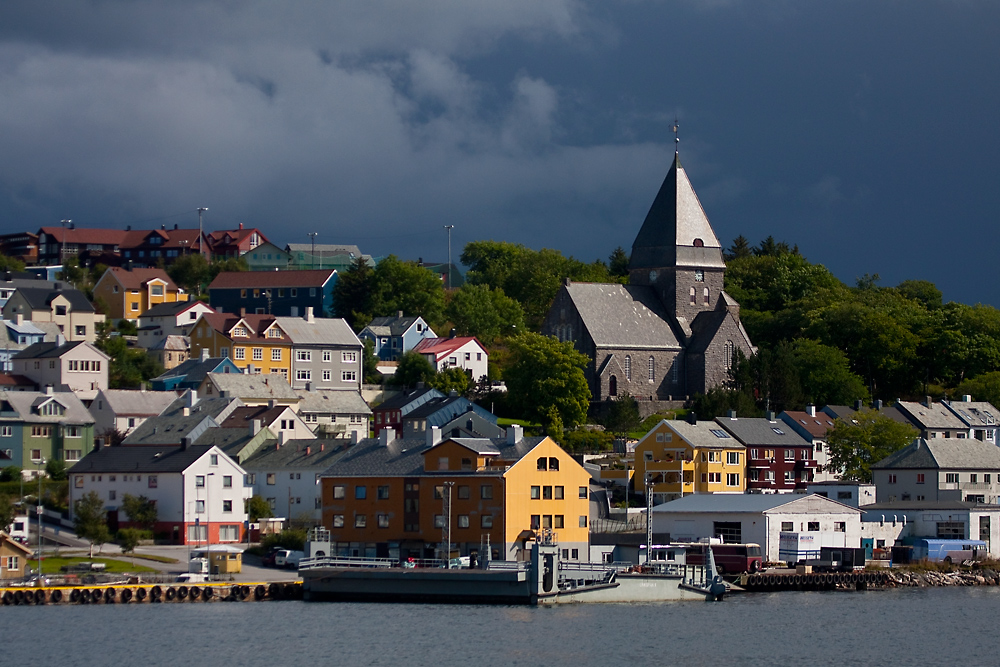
[715,413,818,493]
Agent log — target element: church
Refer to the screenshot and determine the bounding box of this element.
[541,151,755,404]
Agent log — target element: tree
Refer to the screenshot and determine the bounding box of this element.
[428,367,471,396]
[361,339,383,384]
[0,494,15,533]
[825,409,919,482]
[246,495,273,523]
[332,256,378,330]
[167,253,211,294]
[96,333,164,388]
[371,256,446,328]
[0,466,22,483]
[0,252,25,273]
[445,283,524,344]
[724,235,753,261]
[790,339,869,407]
[955,371,1000,408]
[45,459,67,481]
[73,491,110,558]
[608,247,630,278]
[604,393,641,440]
[503,333,591,431]
[391,351,436,388]
[121,494,158,532]
[117,528,142,568]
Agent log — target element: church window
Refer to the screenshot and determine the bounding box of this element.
[609,375,618,396]
[648,357,655,381]
[724,341,735,370]
[693,238,704,247]
[689,287,696,306]
[695,270,704,282]
[703,287,710,305]
[624,356,631,381]
[672,356,680,383]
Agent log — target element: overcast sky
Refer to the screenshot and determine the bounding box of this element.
[2,1,998,305]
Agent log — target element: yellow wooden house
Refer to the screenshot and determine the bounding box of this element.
[188,312,292,380]
[633,418,746,502]
[93,267,188,322]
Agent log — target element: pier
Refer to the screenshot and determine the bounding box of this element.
[739,571,891,591]
[0,581,303,606]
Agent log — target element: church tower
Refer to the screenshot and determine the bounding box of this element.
[628,152,726,330]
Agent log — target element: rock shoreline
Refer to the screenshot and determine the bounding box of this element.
[889,569,1000,587]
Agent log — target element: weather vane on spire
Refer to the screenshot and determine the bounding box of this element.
[673,118,680,153]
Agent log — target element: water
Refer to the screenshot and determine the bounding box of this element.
[5,587,997,666]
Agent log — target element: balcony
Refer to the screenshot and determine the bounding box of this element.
[643,459,694,474]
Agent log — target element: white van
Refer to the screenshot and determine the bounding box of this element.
[274,549,304,569]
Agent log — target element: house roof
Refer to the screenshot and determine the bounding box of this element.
[945,400,1000,427]
[152,356,237,384]
[321,435,544,478]
[861,499,996,512]
[207,269,336,290]
[69,444,217,474]
[412,336,486,361]
[121,394,241,445]
[894,401,966,430]
[11,287,95,313]
[650,492,861,514]
[714,416,813,447]
[286,243,361,258]
[150,335,189,352]
[295,389,372,415]
[363,315,428,337]
[241,439,349,471]
[873,438,1000,470]
[660,420,746,449]
[192,427,267,458]
[822,405,859,421]
[272,315,359,346]
[38,226,129,245]
[0,374,36,388]
[0,390,94,424]
[629,152,726,271]
[13,340,108,361]
[219,405,291,429]
[98,390,177,417]
[779,410,837,438]
[562,282,682,350]
[375,386,443,411]
[140,300,209,319]
[205,373,299,401]
[104,267,178,291]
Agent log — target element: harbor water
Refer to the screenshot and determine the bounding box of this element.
[5,586,996,665]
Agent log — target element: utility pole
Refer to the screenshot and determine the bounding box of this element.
[442,481,454,567]
[308,232,318,270]
[197,208,209,259]
[59,220,71,272]
[443,225,454,290]
[37,458,45,572]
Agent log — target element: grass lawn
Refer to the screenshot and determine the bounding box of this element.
[133,553,179,564]
[29,556,158,575]
[497,418,541,428]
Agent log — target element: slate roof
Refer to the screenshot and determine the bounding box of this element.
[206,374,298,401]
[13,340,108,361]
[563,282,681,349]
[104,267,178,291]
[219,405,290,429]
[152,357,235,384]
[779,410,837,438]
[822,405,859,421]
[375,386,443,411]
[122,394,241,445]
[99,390,176,417]
[663,420,746,449]
[208,269,336,290]
[714,416,813,447]
[13,287,95,313]
[193,427,267,459]
[141,300,206,319]
[650,493,860,514]
[629,153,726,271]
[364,315,427,337]
[894,401,966,430]
[69,444,215,474]
[945,400,1000,428]
[322,435,544,478]
[272,316,359,346]
[872,438,1000,470]
[241,439,349,471]
[295,389,372,415]
[0,390,94,424]
[150,335,189,352]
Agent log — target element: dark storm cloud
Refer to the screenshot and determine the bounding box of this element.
[1,1,998,305]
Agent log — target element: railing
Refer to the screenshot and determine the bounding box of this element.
[477,465,512,473]
[299,555,396,570]
[590,515,647,534]
[487,560,529,571]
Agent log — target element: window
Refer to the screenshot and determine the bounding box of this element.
[266,473,276,485]
[343,351,357,363]
[554,486,564,500]
[530,515,540,529]
[706,472,721,484]
[579,486,588,499]
[342,371,357,382]
[987,474,993,484]
[537,457,547,471]
[355,485,367,499]
[434,515,445,529]
[579,516,588,528]
[807,522,820,532]
[108,490,116,501]
[151,284,164,296]
[784,449,794,461]
[0,426,11,437]
[834,522,846,533]
[726,473,740,486]
[542,515,552,529]
[481,485,493,499]
[65,449,81,461]
[232,326,248,337]
[726,452,740,465]
[332,515,344,528]
[531,486,541,500]
[188,525,207,541]
[377,485,390,500]
[272,348,282,361]
[916,473,925,484]
[354,515,366,528]
[210,454,219,466]
[195,500,205,513]
[481,515,493,528]
[549,457,559,471]
[837,491,853,500]
[694,269,704,282]
[223,475,232,488]
[781,521,794,532]
[222,500,233,512]
[377,514,389,528]
[971,474,979,484]
[784,471,794,482]
[946,473,959,484]
[648,356,655,381]
[542,486,553,500]
[219,525,239,541]
[458,515,469,528]
[75,325,86,336]
[554,515,564,529]
[297,350,312,362]
[196,475,205,487]
[234,347,246,360]
[296,370,312,381]
[267,328,282,339]
[750,448,759,459]
[252,348,263,361]
[689,287,696,305]
[148,475,157,488]
[624,355,631,380]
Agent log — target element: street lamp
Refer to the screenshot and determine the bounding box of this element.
[443,225,454,290]
[197,208,208,259]
[36,457,45,573]
[59,220,71,274]
[308,232,318,269]
[206,472,214,577]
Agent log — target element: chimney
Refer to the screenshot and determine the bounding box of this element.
[305,445,311,456]
[766,411,776,422]
[182,407,190,417]
[278,431,286,445]
[854,399,863,411]
[187,390,198,407]
[449,328,457,338]
[201,347,210,361]
[55,333,65,347]
[181,436,191,450]
[416,382,424,389]
[873,399,883,410]
[397,310,403,319]
[305,307,314,323]
[426,426,442,448]
[507,424,523,444]
[686,411,697,425]
[305,382,312,392]
[320,443,324,452]
[379,428,395,447]
[250,419,261,437]
[45,384,53,396]
[726,410,737,419]
[239,223,243,230]
[15,313,22,326]
[924,395,933,408]
[449,389,458,398]
[963,394,973,402]
[174,224,178,230]
[350,430,360,445]
[806,404,816,417]
[240,308,246,317]
[268,399,277,409]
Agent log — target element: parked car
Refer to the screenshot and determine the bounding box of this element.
[261,548,283,568]
[176,573,209,583]
[274,549,304,569]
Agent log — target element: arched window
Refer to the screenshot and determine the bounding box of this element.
[609,375,618,396]
[703,287,710,305]
[724,341,735,370]
[624,355,631,380]
[693,238,704,247]
[689,287,696,305]
[648,356,655,381]
[671,355,680,383]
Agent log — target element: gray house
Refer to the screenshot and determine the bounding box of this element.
[359,312,436,362]
[274,311,363,392]
[872,438,1000,505]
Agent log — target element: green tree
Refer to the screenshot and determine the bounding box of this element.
[724,235,753,261]
[0,253,26,273]
[208,257,249,282]
[167,253,211,294]
[896,279,943,310]
[0,466,22,483]
[73,491,111,558]
[361,339,383,384]
[391,351,437,388]
[428,367,471,396]
[332,256,378,330]
[121,494,158,532]
[445,283,524,344]
[690,386,762,420]
[825,409,918,482]
[117,528,142,568]
[791,339,870,407]
[96,334,164,388]
[608,247,630,278]
[45,459,68,481]
[604,393,641,440]
[371,256,446,328]
[0,493,15,532]
[955,371,1000,408]
[503,333,591,431]
[246,495,273,523]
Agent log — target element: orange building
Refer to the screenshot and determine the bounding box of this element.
[93,267,188,322]
[320,426,591,563]
[188,312,292,379]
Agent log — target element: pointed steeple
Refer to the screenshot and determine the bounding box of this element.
[629,152,725,271]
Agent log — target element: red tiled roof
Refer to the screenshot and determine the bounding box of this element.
[0,373,36,387]
[208,269,336,290]
[412,336,487,361]
[782,411,837,438]
[120,228,206,252]
[200,312,283,341]
[106,267,178,291]
[38,226,129,245]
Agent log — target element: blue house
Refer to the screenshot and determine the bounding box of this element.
[150,354,243,391]
[207,269,337,317]
[0,319,48,371]
[400,394,500,438]
[359,312,436,361]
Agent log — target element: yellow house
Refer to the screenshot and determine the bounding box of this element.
[633,419,746,502]
[320,426,591,563]
[189,312,292,380]
[93,267,188,322]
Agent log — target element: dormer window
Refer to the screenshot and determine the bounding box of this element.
[693,238,704,247]
[232,326,248,337]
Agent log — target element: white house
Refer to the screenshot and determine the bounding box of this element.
[649,493,863,563]
[241,439,348,523]
[137,300,216,349]
[90,389,178,438]
[412,335,489,381]
[11,338,110,402]
[295,389,371,440]
[860,499,1000,560]
[69,442,252,545]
